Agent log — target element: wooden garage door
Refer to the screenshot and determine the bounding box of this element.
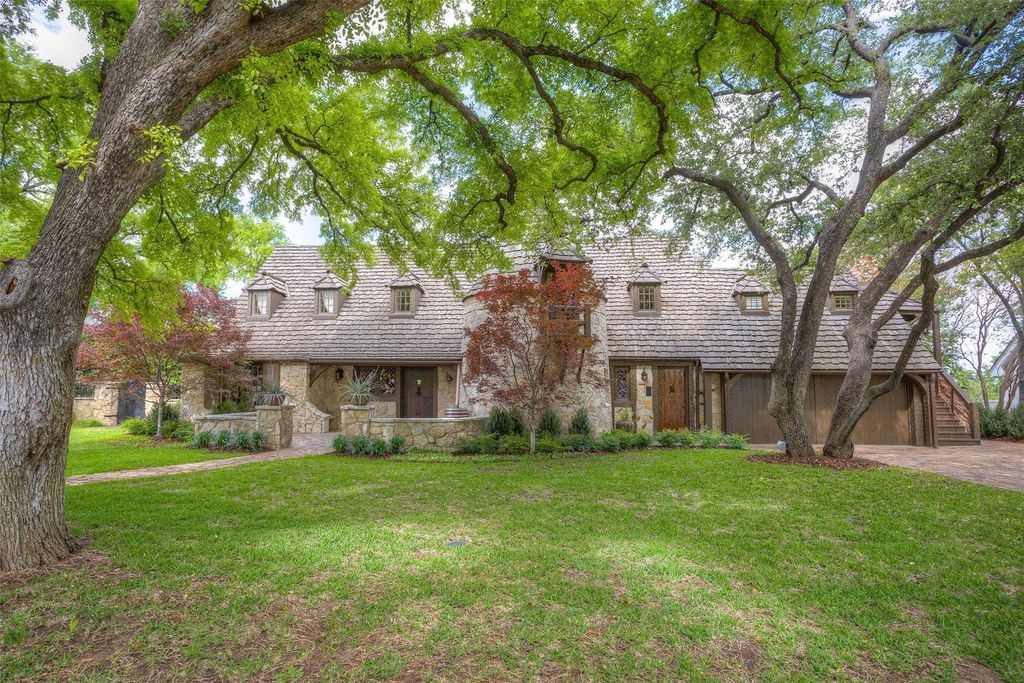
[726,374,911,445]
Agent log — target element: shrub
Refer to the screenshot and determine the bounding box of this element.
[1010,405,1024,440]
[233,430,253,450]
[159,419,185,437]
[171,423,194,442]
[720,432,749,449]
[535,437,567,453]
[147,403,181,425]
[632,431,654,448]
[696,428,723,449]
[559,434,594,452]
[122,417,152,436]
[478,434,499,454]
[485,406,524,436]
[497,435,529,454]
[538,409,561,437]
[212,429,231,449]
[655,429,694,447]
[389,435,406,454]
[980,406,1009,438]
[349,435,371,455]
[213,400,240,415]
[594,433,620,452]
[191,430,213,449]
[370,438,388,456]
[568,408,592,436]
[332,434,348,453]
[607,429,637,449]
[452,436,481,455]
[74,419,104,428]
[251,431,267,450]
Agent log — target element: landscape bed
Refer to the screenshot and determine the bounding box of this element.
[5,447,1022,681]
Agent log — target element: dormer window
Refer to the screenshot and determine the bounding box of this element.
[317,289,338,315]
[832,293,855,312]
[394,287,411,313]
[245,270,287,318]
[312,270,346,319]
[743,294,766,312]
[637,285,658,312]
[250,290,269,316]
[627,262,662,316]
[389,273,423,317]
[733,274,770,315]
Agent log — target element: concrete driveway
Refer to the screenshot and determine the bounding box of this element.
[856,441,1024,492]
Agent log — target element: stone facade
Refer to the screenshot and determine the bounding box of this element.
[634,364,655,433]
[461,295,613,434]
[279,361,332,433]
[706,372,724,430]
[72,382,119,425]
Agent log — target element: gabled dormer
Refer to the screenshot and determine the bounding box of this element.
[246,271,288,318]
[732,274,770,314]
[534,248,592,282]
[627,262,663,315]
[312,270,346,319]
[390,273,424,316]
[829,274,861,314]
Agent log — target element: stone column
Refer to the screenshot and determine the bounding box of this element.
[635,365,655,433]
[180,362,208,421]
[339,405,372,437]
[257,405,294,450]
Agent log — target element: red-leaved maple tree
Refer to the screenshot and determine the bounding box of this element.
[76,286,250,436]
[464,261,605,453]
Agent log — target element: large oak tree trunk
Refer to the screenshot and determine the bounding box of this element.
[0,0,370,571]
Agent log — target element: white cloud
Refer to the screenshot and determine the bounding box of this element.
[22,7,91,69]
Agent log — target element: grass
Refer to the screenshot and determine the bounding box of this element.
[66,426,237,476]
[3,449,1022,681]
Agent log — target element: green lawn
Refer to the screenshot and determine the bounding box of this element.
[66,426,236,476]
[4,450,1022,681]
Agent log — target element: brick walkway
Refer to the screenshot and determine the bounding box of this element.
[66,433,336,486]
[856,441,1024,492]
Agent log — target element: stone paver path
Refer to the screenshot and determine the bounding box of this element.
[856,441,1024,492]
[66,433,337,486]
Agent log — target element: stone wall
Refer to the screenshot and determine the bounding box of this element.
[193,413,259,434]
[368,416,486,450]
[72,382,119,426]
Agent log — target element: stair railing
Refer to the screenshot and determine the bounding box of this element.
[936,371,981,440]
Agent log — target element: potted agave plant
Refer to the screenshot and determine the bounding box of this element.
[254,383,289,407]
[342,370,377,407]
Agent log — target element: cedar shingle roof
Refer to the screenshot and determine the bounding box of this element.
[239,247,462,362]
[239,239,941,372]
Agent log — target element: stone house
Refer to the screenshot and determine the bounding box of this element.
[180,237,980,447]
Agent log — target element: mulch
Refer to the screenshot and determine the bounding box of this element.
[746,453,886,471]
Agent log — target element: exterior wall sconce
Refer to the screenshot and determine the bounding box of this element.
[641,369,648,383]
[334,368,345,382]
[443,370,454,384]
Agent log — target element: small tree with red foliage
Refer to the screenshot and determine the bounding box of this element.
[464,261,605,453]
[76,286,250,436]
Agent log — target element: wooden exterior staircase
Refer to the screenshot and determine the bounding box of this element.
[933,372,981,446]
